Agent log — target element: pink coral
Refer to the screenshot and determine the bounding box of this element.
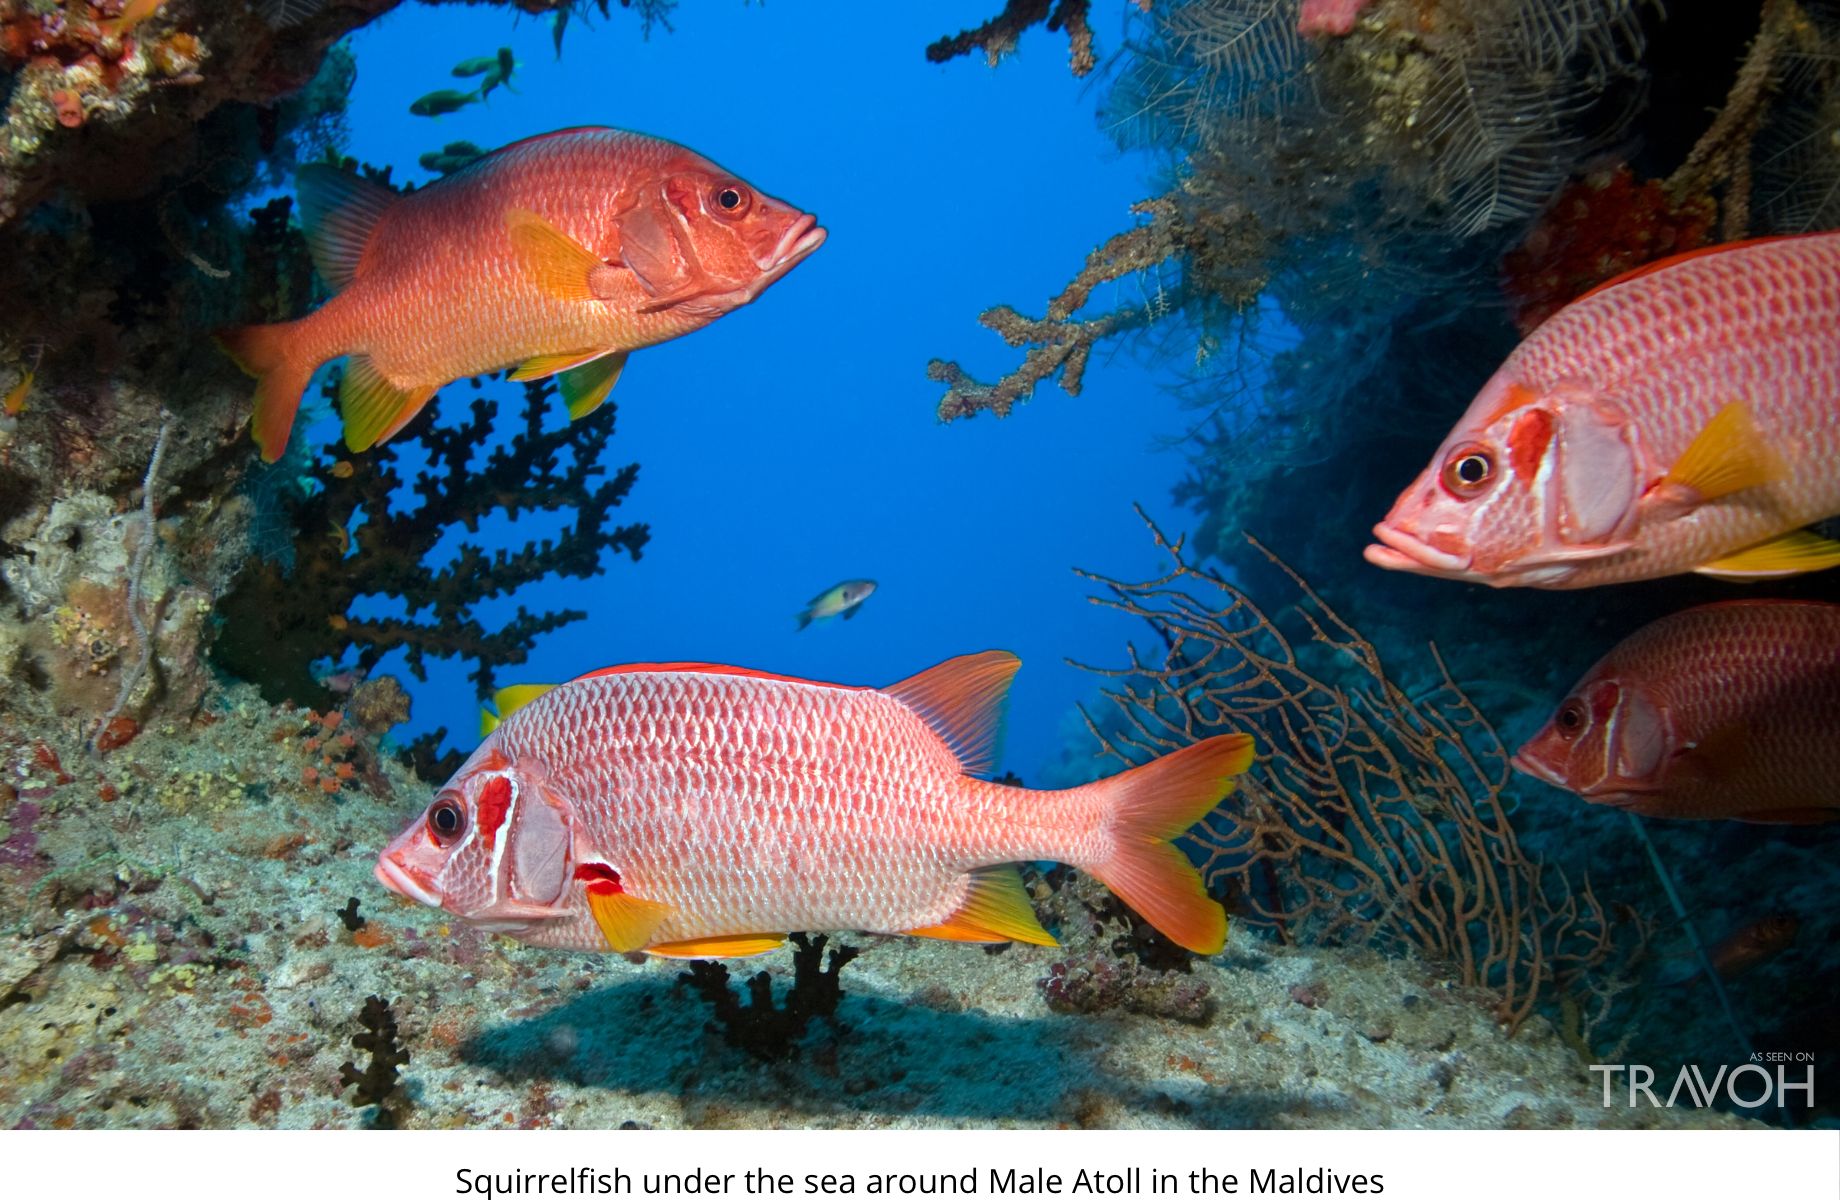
[1298,0,1373,37]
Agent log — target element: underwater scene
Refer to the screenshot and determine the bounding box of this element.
[0,0,1835,1133]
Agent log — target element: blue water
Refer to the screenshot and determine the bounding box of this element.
[334,4,1199,781]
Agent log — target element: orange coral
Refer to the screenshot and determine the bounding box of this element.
[1502,167,1717,335]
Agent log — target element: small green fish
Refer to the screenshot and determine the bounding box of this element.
[451,55,498,78]
[797,579,877,630]
[409,89,480,118]
[480,47,519,99]
[417,140,486,175]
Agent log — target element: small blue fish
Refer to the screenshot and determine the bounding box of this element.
[797,579,877,630]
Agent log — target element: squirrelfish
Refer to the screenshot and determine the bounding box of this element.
[1367,234,1840,588]
[797,578,876,630]
[376,653,1253,957]
[218,127,825,460]
[1512,601,1840,823]
[1707,914,1799,981]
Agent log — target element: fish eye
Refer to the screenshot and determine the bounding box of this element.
[1555,699,1586,738]
[428,796,466,844]
[1440,444,1495,497]
[712,184,749,216]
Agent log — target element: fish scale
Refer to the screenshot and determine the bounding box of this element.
[1509,236,1840,583]
[376,655,1254,956]
[1370,232,1840,587]
[1515,601,1840,821]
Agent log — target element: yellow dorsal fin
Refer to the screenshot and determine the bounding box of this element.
[559,351,629,420]
[340,355,437,452]
[584,887,673,953]
[906,865,1057,946]
[881,651,1020,776]
[1662,402,1785,504]
[508,348,606,383]
[479,682,556,736]
[1695,529,1840,580]
[505,208,606,303]
[645,934,787,959]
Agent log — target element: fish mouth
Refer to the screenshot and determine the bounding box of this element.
[756,213,827,277]
[375,855,442,907]
[1509,751,1569,789]
[1364,523,1472,577]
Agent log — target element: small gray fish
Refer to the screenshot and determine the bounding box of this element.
[480,47,519,99]
[451,51,504,78]
[409,89,480,118]
[797,579,877,630]
[418,140,486,175]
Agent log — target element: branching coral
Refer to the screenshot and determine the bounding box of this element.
[926,0,1103,77]
[676,933,861,1063]
[338,994,410,1129]
[1073,512,1619,1032]
[211,376,650,709]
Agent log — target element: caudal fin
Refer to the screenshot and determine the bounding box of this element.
[216,322,314,462]
[1087,733,1255,955]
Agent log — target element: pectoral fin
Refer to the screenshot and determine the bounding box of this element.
[645,934,787,959]
[340,355,437,452]
[505,208,619,303]
[584,884,673,954]
[1695,529,1840,580]
[1651,402,1785,515]
[906,865,1057,946]
[558,351,628,420]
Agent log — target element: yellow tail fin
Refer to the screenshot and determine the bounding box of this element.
[1087,733,1255,955]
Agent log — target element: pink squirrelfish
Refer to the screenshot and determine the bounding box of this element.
[1366,233,1840,588]
[1512,601,1840,823]
[375,653,1254,958]
[219,127,826,461]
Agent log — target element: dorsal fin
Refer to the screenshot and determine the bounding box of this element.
[295,164,400,292]
[480,683,558,736]
[1574,235,1810,306]
[881,651,1019,776]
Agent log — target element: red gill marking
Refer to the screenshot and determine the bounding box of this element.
[1589,681,1622,726]
[1507,408,1554,487]
[574,862,622,893]
[476,777,513,849]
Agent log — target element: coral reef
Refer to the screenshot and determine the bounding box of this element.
[211,376,650,710]
[1073,513,1622,1034]
[926,0,1101,77]
[677,933,862,1063]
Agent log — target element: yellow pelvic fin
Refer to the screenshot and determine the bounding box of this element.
[479,682,557,736]
[644,934,788,959]
[1695,529,1840,580]
[585,887,673,954]
[881,651,1021,777]
[906,864,1057,946]
[340,355,437,452]
[1662,402,1785,505]
[508,348,605,383]
[505,208,607,303]
[559,351,629,420]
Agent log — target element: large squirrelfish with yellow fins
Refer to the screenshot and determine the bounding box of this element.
[1366,233,1840,587]
[375,653,1254,958]
[219,127,826,461]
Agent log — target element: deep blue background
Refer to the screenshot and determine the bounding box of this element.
[333,2,1209,782]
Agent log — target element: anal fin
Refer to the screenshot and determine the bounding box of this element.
[558,351,628,420]
[1695,529,1840,580]
[584,884,672,953]
[906,865,1057,947]
[645,934,787,959]
[340,355,437,453]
